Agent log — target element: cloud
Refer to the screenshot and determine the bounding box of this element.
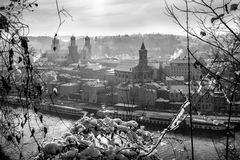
[22,0,184,36]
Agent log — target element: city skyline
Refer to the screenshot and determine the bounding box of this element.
[19,0,187,36]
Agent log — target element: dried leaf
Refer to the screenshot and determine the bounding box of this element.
[44,126,48,137]
[20,37,28,50]
[211,14,224,23]
[33,106,38,113]
[7,135,13,141]
[18,56,22,63]
[38,145,41,152]
[19,152,22,160]
[230,4,238,11]
[30,128,35,137]
[36,84,42,95]
[200,31,206,37]
[16,135,21,144]
[39,115,43,123]
[1,76,11,93]
[21,121,24,128]
[0,6,5,11]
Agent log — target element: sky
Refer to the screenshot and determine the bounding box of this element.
[3,0,187,36]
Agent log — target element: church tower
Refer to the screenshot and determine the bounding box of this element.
[81,36,92,64]
[68,36,79,63]
[132,42,152,83]
[138,42,148,66]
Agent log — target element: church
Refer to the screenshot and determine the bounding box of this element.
[115,42,153,83]
[46,36,91,65]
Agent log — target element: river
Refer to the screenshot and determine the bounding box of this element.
[1,109,240,160]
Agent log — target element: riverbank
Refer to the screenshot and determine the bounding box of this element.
[1,107,239,160]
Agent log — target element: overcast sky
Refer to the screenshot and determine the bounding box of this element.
[4,0,188,36]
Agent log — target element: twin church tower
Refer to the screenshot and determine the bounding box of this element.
[50,36,91,64]
[68,36,91,64]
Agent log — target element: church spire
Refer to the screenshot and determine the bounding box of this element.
[141,42,146,50]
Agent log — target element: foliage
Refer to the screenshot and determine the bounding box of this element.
[35,115,163,160]
[0,0,49,159]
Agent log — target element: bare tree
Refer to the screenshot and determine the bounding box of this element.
[165,0,240,159]
[0,0,72,159]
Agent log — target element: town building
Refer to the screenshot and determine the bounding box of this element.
[165,76,184,88]
[116,82,157,107]
[97,89,118,105]
[59,83,80,96]
[191,92,214,114]
[169,85,189,102]
[115,42,153,83]
[165,57,202,81]
[82,80,105,103]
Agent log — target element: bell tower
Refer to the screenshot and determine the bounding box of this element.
[81,36,92,64]
[138,42,148,67]
[68,36,79,63]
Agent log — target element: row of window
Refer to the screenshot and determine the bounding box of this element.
[197,104,212,111]
[116,73,130,79]
[116,73,151,79]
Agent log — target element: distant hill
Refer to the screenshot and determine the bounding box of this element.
[28,34,208,58]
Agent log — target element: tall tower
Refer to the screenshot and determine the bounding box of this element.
[68,36,79,63]
[138,42,148,67]
[81,36,92,64]
[133,42,152,83]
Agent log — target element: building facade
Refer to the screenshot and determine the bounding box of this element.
[165,58,202,81]
[115,42,153,83]
[82,80,105,103]
[116,83,157,107]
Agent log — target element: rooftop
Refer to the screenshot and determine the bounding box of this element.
[84,80,105,87]
[114,103,139,108]
[170,85,189,94]
[115,60,137,72]
[170,58,196,64]
[166,76,184,81]
[156,98,169,102]
[61,83,79,86]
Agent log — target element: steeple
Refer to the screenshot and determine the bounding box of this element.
[141,42,146,50]
[138,42,148,66]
